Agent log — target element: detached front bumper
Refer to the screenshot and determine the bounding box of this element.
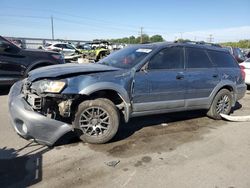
[8,81,72,146]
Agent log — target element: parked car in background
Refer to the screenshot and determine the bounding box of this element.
[239,58,250,86]
[0,36,65,85]
[224,46,246,63]
[8,41,246,145]
[45,42,80,56]
[76,41,110,61]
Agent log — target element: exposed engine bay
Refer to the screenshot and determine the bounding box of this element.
[22,79,76,122]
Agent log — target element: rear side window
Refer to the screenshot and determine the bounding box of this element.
[149,47,184,70]
[54,44,62,48]
[186,48,213,68]
[208,50,238,68]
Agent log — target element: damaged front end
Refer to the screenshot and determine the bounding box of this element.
[8,79,75,146]
[8,63,130,145]
[22,79,75,121]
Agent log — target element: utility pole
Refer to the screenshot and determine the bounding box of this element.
[207,34,213,43]
[51,16,54,40]
[140,27,143,43]
[180,32,183,39]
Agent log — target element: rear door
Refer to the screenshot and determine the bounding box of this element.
[185,47,220,107]
[132,46,186,111]
[208,50,243,84]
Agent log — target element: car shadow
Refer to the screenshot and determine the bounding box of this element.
[0,86,11,96]
[0,143,51,188]
[111,110,209,143]
[231,101,242,112]
[56,101,244,145]
[52,110,209,146]
[54,131,80,146]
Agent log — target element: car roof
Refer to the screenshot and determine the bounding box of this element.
[132,41,228,53]
[51,42,73,45]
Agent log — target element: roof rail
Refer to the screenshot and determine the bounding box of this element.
[174,40,222,48]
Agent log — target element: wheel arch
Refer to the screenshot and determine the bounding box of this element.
[209,81,236,108]
[78,82,131,122]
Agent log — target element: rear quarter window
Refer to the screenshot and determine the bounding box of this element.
[208,50,238,68]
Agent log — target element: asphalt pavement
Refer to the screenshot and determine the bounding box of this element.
[1,86,250,188]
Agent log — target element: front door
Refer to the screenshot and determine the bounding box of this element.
[132,46,186,112]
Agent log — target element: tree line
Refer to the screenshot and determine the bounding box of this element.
[107,34,164,44]
[220,40,250,49]
[106,35,250,49]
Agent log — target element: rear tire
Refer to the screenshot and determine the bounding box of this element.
[73,98,120,144]
[207,89,233,120]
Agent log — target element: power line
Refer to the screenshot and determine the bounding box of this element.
[0,14,49,19]
[0,14,139,35]
[53,17,138,33]
[2,6,176,32]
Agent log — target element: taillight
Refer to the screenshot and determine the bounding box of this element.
[240,65,246,80]
[51,54,64,60]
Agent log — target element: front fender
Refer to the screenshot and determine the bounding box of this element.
[79,82,131,122]
[79,82,129,102]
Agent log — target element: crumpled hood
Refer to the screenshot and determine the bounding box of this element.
[28,63,120,81]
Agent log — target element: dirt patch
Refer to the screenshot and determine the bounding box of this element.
[134,156,152,167]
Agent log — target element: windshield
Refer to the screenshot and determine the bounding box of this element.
[98,46,153,69]
[65,44,75,49]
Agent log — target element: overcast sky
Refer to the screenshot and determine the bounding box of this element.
[1,0,250,42]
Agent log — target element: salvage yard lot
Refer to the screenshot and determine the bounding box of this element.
[1,87,250,188]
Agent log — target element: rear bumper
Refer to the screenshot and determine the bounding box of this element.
[8,81,72,146]
[245,74,250,85]
[235,83,247,101]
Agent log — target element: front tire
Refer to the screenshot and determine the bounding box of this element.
[73,98,120,144]
[207,89,233,120]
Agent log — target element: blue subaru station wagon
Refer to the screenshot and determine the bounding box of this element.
[8,41,247,145]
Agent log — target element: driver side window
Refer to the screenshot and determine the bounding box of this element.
[0,39,19,54]
[148,47,184,70]
[0,38,10,53]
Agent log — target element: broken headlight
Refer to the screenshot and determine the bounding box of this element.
[38,80,66,93]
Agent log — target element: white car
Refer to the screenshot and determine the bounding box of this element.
[45,42,77,56]
[240,58,250,85]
